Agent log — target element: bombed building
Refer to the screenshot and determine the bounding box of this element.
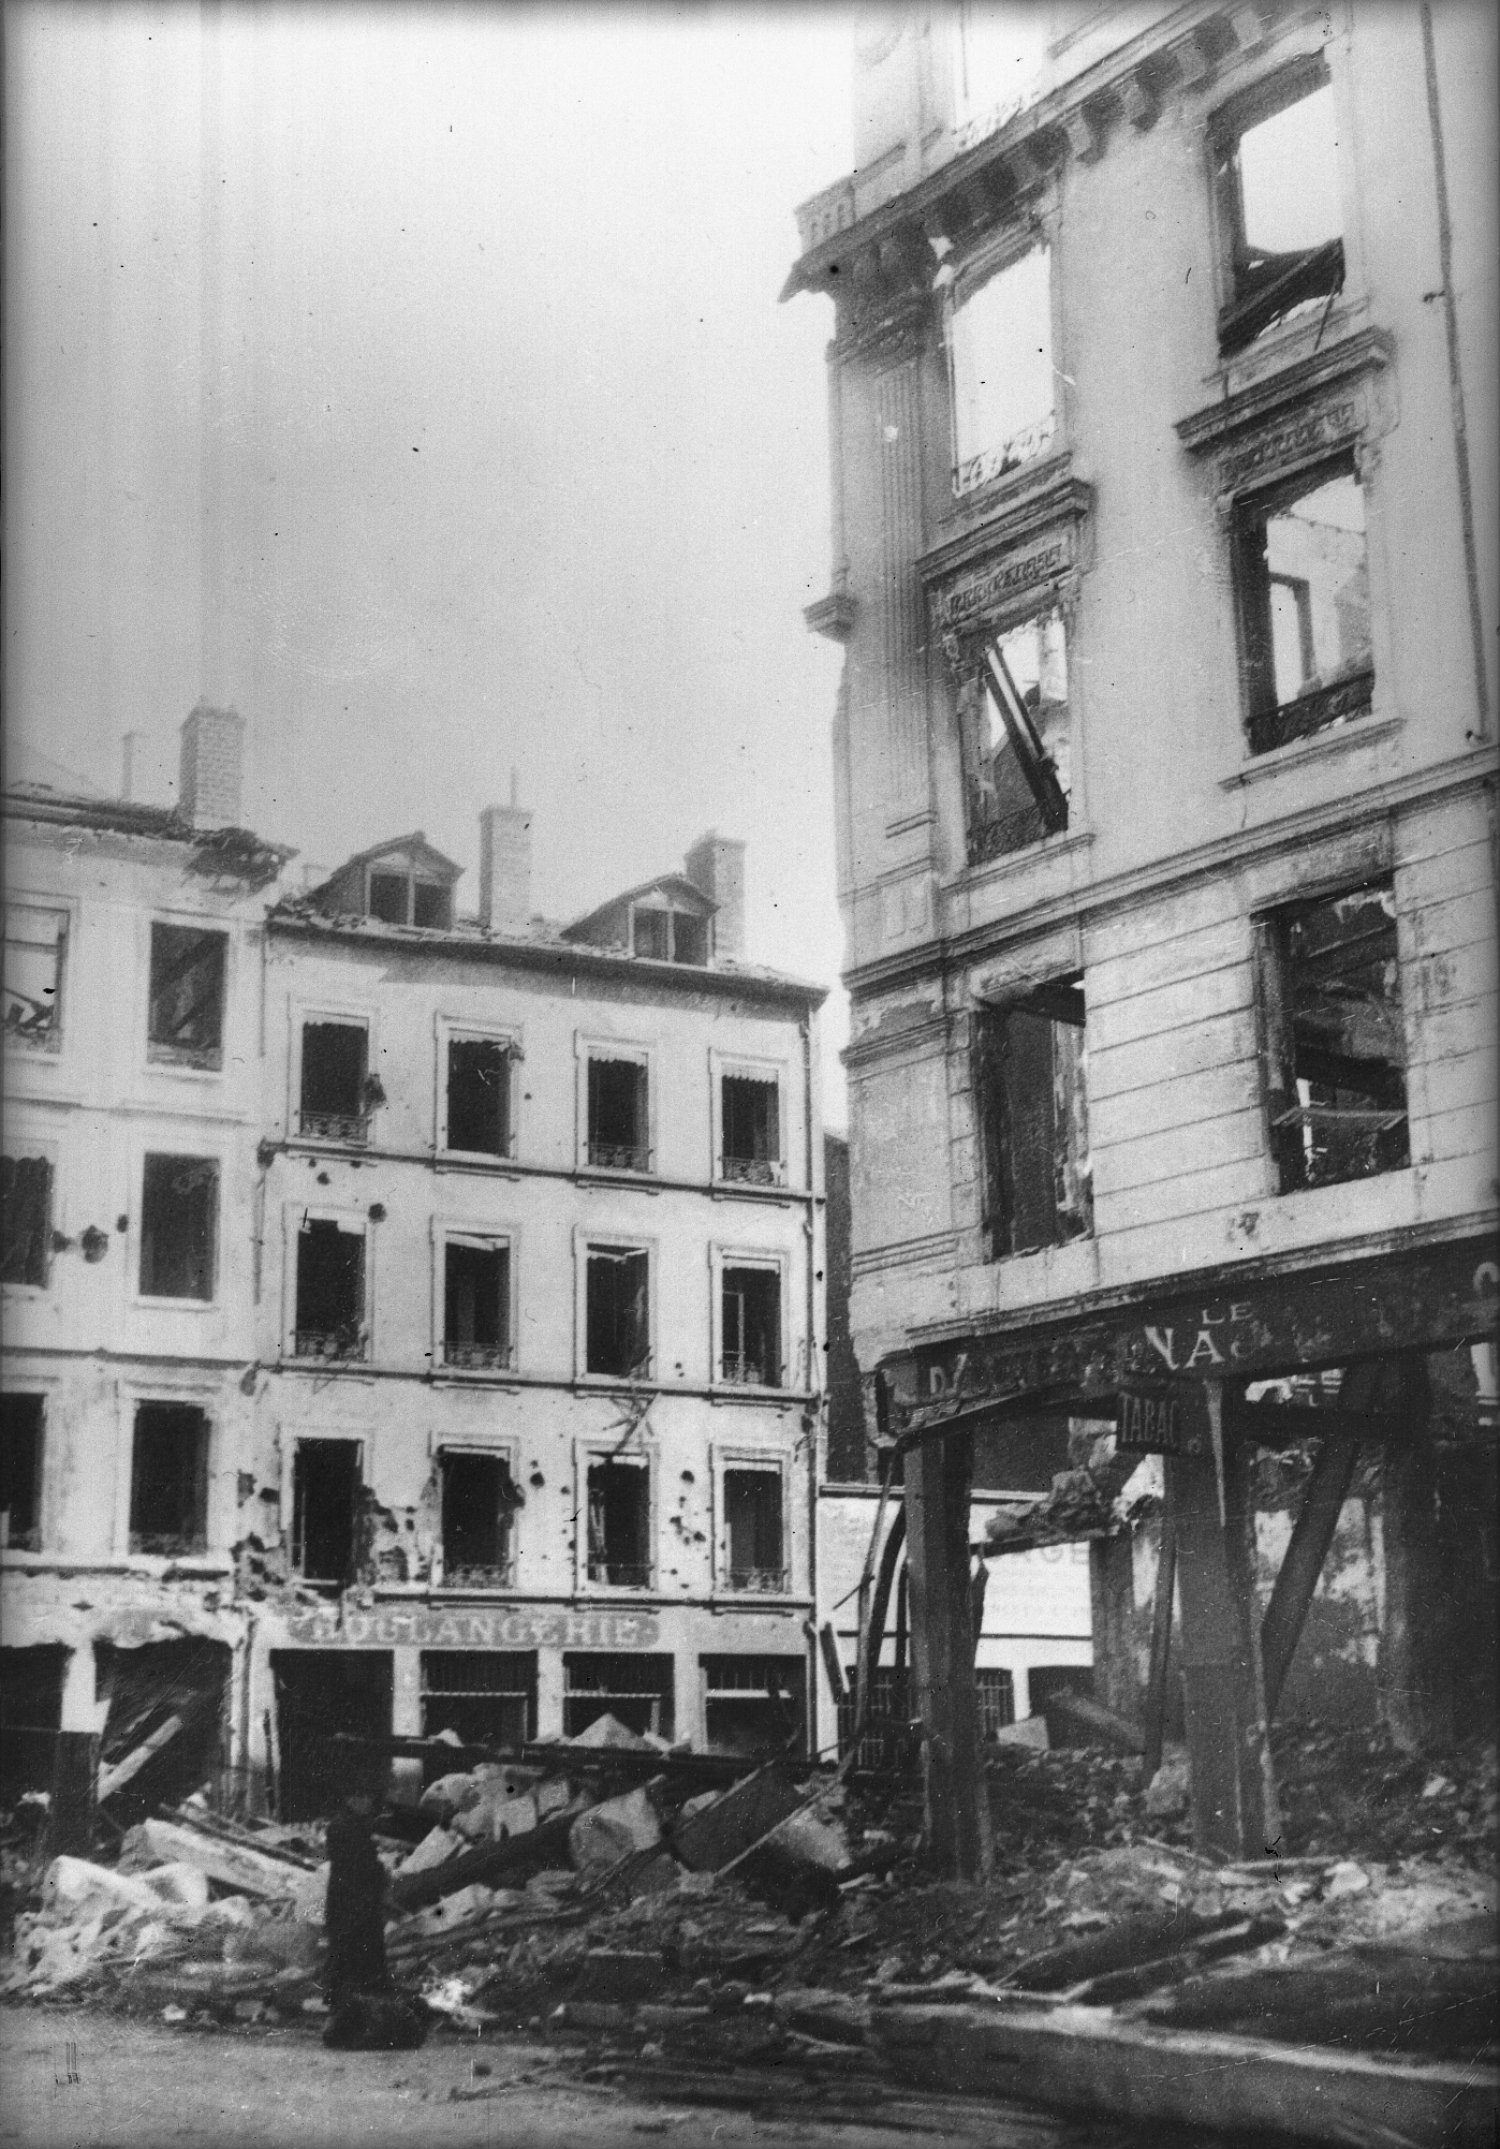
[3,720,827,1821]
[787,1,1497,1865]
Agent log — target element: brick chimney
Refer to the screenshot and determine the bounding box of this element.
[178,704,245,829]
[684,831,745,963]
[479,792,532,933]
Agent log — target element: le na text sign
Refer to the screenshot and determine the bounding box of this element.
[1115,1382,1209,1458]
[282,1606,661,1651]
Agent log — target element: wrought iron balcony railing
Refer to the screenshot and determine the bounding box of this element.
[720,1353,778,1388]
[725,1564,789,1594]
[719,1155,784,1186]
[586,1559,652,1589]
[299,1108,370,1144]
[443,1339,516,1371]
[293,1327,368,1362]
[586,1141,652,1173]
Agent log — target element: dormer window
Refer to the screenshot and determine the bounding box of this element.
[366,870,452,930]
[631,904,709,966]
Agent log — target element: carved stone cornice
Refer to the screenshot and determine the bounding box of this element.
[1176,326,1397,498]
[804,590,857,643]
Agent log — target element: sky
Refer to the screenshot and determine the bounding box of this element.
[3,1,856,1112]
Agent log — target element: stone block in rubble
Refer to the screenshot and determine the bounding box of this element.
[398,1824,464,1876]
[568,1786,661,1873]
[420,1771,483,1818]
[138,1862,212,1910]
[456,1790,538,1844]
[774,1988,871,2045]
[42,1856,163,1920]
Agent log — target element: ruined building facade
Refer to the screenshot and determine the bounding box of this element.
[3,717,826,1816]
[788,2,1496,1860]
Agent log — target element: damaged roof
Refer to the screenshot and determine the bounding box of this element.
[3,785,295,887]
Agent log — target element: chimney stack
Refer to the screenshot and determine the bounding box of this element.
[480,791,533,933]
[684,831,745,963]
[178,704,245,829]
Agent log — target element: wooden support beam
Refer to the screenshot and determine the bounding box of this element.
[1141,1517,1177,1784]
[1167,1384,1278,1859]
[904,1430,991,1881]
[1257,1362,1382,1721]
[1381,1349,1456,1752]
[1088,1533,1139,1723]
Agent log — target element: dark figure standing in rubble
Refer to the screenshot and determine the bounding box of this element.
[323,1788,392,2009]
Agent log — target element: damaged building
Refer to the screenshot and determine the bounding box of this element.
[3,719,828,1823]
[1,708,292,1826]
[244,808,826,1810]
[787,1,1496,1865]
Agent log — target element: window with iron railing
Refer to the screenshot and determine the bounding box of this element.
[722,1467,786,1593]
[293,1218,367,1360]
[147,925,226,1070]
[585,1246,650,1380]
[129,1403,208,1557]
[585,1455,651,1588]
[438,1452,519,1587]
[563,1652,674,1740]
[586,1057,650,1172]
[299,1020,374,1142]
[443,1238,513,1370]
[721,1265,782,1388]
[719,1073,782,1184]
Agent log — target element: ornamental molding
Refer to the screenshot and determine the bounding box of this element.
[922,465,1093,651]
[1175,326,1396,501]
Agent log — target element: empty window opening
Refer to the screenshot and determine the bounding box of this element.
[1257,880,1408,1193]
[139,1155,218,1301]
[1,1155,53,1288]
[587,1057,650,1171]
[976,1666,1017,1742]
[294,1218,366,1359]
[271,1650,392,1820]
[1238,459,1372,754]
[4,905,65,1044]
[721,1266,782,1387]
[721,1075,781,1183]
[1215,64,1344,355]
[420,1651,536,1749]
[439,1451,519,1585]
[975,981,1091,1258]
[129,1403,208,1556]
[1,1395,45,1550]
[961,611,1070,864]
[585,1456,651,1587]
[292,1438,362,1586]
[95,1636,230,1825]
[299,1021,370,1141]
[702,1655,806,1760]
[837,1664,916,1772]
[950,246,1055,495]
[631,906,708,966]
[0,1645,67,1800]
[723,1467,785,1592]
[443,1240,512,1369]
[585,1246,650,1379]
[147,925,226,1068]
[446,1038,512,1155]
[563,1652,674,1741]
[366,871,452,930]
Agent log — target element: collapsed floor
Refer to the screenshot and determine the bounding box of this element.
[2,1716,1495,2142]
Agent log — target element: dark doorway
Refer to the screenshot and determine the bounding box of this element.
[271,1651,392,1819]
[292,1439,362,1585]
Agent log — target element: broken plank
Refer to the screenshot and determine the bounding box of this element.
[875,2002,1498,2148]
[387,1809,576,1912]
[139,1818,311,1901]
[97,1714,185,1801]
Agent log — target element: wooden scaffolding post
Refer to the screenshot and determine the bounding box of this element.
[1166,1382,1279,1859]
[904,1427,992,1881]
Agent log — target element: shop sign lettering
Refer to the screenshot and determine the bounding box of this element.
[281,1606,661,1651]
[1115,1382,1208,1456]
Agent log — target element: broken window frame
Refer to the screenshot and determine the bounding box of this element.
[3,903,67,1048]
[582,1240,653,1382]
[1234,451,1375,755]
[973,978,1092,1260]
[563,1652,674,1739]
[1211,56,1346,359]
[436,1446,520,1588]
[128,1402,210,1557]
[297,1016,374,1143]
[1254,877,1410,1196]
[700,1655,806,1759]
[717,1066,784,1186]
[364,868,453,931]
[717,1256,785,1390]
[718,1458,788,1595]
[290,1434,363,1587]
[947,239,1058,498]
[138,1153,219,1302]
[955,609,1072,868]
[291,1212,369,1361]
[975,1666,1017,1740]
[1,1153,54,1290]
[583,1050,652,1174]
[440,1027,518,1159]
[630,903,710,967]
[420,1651,537,1744]
[440,1232,515,1371]
[146,923,228,1071]
[0,1393,46,1551]
[580,1449,654,1591]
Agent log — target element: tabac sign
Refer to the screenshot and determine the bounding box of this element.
[281,1605,661,1651]
[1115,1382,1210,1458]
[889,1236,1498,1440]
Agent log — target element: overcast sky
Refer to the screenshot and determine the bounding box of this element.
[4,2,855,1109]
